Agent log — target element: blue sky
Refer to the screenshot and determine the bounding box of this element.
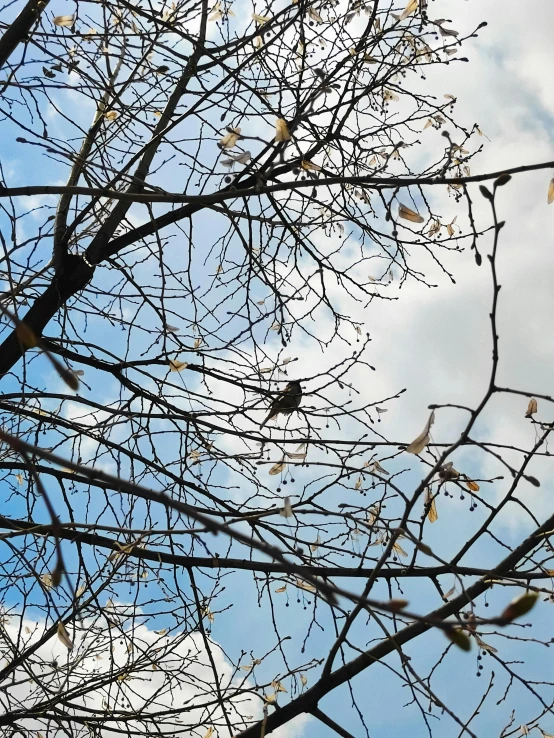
[1,0,554,736]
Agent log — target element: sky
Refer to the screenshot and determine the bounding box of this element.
[1,0,554,737]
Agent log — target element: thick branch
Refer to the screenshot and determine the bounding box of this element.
[0,256,94,379]
[0,509,550,580]
[0,0,50,70]
[0,158,553,206]
[236,508,554,737]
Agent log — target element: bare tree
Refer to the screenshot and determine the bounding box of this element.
[0,0,554,736]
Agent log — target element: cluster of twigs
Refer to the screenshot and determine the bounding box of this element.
[0,0,553,736]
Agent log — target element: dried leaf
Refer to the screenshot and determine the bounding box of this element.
[275,119,291,142]
[406,411,435,454]
[369,534,386,547]
[300,674,308,686]
[275,584,287,593]
[427,219,441,236]
[105,110,118,122]
[193,338,202,349]
[465,611,477,632]
[425,487,438,523]
[372,460,389,475]
[279,496,293,518]
[269,461,287,475]
[548,179,554,205]
[285,452,306,459]
[393,541,408,557]
[525,398,538,418]
[439,26,459,37]
[169,359,188,372]
[219,127,241,149]
[40,573,53,591]
[310,535,321,552]
[354,476,362,490]
[54,14,74,27]
[154,628,168,635]
[57,621,73,650]
[398,203,424,224]
[465,479,480,492]
[308,7,323,22]
[252,12,270,22]
[399,0,418,20]
[296,579,317,592]
[301,160,321,172]
[475,635,498,653]
[272,680,287,693]
[204,728,214,738]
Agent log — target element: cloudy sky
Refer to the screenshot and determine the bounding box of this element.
[1,0,554,736]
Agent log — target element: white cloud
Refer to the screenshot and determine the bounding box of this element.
[0,610,311,738]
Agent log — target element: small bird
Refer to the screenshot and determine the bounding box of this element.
[260,381,302,429]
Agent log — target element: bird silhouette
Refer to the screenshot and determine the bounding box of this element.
[260,381,302,428]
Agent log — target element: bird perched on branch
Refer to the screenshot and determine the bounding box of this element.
[260,381,302,428]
